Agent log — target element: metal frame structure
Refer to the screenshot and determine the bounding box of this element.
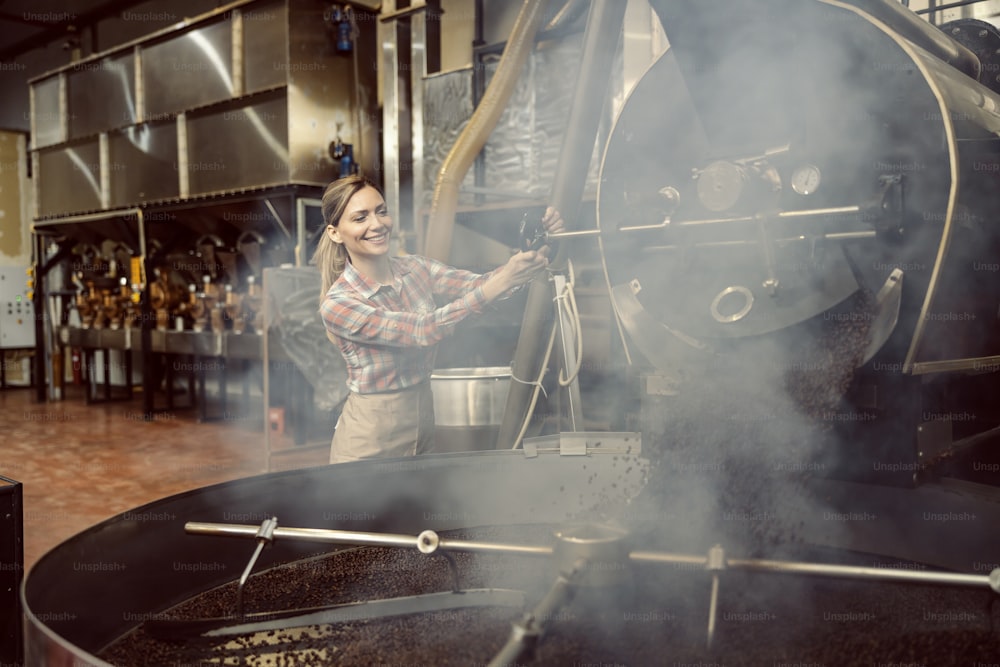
[27,0,376,428]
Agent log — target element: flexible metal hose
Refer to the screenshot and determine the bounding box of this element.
[423,0,550,261]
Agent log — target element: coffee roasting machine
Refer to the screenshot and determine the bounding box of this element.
[21,0,1000,664]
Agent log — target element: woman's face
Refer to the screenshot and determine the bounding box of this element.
[327,186,393,261]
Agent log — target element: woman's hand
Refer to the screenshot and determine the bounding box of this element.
[482,207,565,302]
[504,246,551,287]
[541,207,566,236]
[482,247,550,302]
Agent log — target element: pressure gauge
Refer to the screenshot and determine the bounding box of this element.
[790,164,822,196]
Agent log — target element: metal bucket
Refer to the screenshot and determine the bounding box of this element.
[431,367,512,451]
[430,367,512,427]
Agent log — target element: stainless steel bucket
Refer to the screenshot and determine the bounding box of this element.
[430,367,512,427]
[431,367,512,451]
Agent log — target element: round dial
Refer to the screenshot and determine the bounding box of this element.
[790,164,822,196]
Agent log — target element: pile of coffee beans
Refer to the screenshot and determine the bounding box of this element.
[635,288,879,555]
[783,288,876,422]
[99,524,1000,666]
[100,526,552,666]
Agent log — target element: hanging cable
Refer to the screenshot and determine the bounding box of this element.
[509,261,585,449]
[510,320,557,450]
[555,259,584,387]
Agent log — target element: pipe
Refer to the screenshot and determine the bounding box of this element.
[423,0,550,261]
[185,522,555,557]
[488,564,582,667]
[839,0,981,80]
[916,0,990,15]
[629,550,999,590]
[545,0,588,31]
[495,0,627,449]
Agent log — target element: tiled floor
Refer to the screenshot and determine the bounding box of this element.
[1,384,327,571]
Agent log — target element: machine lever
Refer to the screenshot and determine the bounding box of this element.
[519,211,550,252]
[706,544,725,650]
[235,516,278,618]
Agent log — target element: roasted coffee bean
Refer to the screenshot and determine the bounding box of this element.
[100,529,1000,666]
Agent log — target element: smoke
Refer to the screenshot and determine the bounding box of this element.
[545,0,996,601]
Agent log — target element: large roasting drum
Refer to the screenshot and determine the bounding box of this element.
[21,450,645,665]
[602,0,1000,373]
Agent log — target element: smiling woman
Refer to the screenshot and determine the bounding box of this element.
[312,175,564,464]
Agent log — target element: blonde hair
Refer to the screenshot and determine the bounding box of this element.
[313,175,382,303]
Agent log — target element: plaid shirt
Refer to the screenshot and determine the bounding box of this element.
[320,254,493,394]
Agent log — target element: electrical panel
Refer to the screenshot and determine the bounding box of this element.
[0,268,35,349]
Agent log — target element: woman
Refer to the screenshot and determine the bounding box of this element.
[315,175,565,463]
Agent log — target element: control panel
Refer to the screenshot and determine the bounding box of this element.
[0,268,35,349]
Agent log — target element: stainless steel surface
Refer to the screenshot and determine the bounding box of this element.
[187,520,557,556]
[410,8,428,246]
[628,551,709,566]
[142,19,235,120]
[30,76,62,150]
[36,141,103,217]
[709,286,754,324]
[706,544,724,649]
[482,33,601,204]
[727,556,995,588]
[552,523,630,587]
[547,228,602,240]
[67,53,137,139]
[186,94,290,195]
[420,36,604,213]
[421,69,475,211]
[609,281,705,372]
[519,431,643,458]
[423,0,548,263]
[286,1,359,186]
[431,366,512,427]
[30,0,377,218]
[242,1,288,94]
[630,549,997,589]
[488,566,580,667]
[861,268,903,364]
[107,122,179,207]
[602,1,974,350]
[436,537,553,556]
[187,522,426,549]
[235,517,278,617]
[379,5,402,251]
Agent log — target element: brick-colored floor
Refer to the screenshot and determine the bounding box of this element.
[1,385,326,571]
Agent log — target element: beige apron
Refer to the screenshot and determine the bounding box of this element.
[330,382,435,464]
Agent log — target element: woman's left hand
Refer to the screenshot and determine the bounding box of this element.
[542,207,566,235]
